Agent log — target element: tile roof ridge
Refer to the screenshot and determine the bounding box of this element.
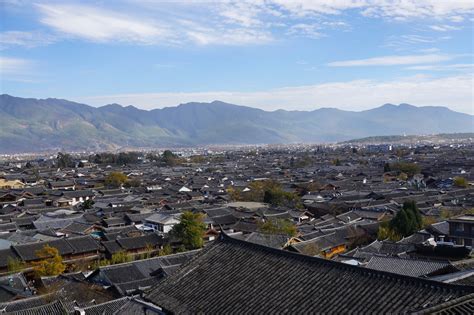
[219,232,474,293]
[410,292,474,314]
[368,255,452,264]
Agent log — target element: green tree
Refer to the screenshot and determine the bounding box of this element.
[124,178,141,188]
[31,245,66,277]
[162,150,181,166]
[440,208,453,219]
[235,180,301,208]
[57,152,74,168]
[390,200,422,237]
[176,245,187,253]
[110,251,131,264]
[383,162,391,172]
[453,176,468,188]
[170,211,206,250]
[105,172,128,188]
[189,155,206,163]
[263,188,301,208]
[377,221,401,241]
[81,199,95,210]
[141,243,155,259]
[259,219,297,237]
[158,244,173,256]
[390,162,421,177]
[422,216,437,228]
[7,257,25,274]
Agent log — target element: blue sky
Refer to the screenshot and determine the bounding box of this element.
[1,0,473,113]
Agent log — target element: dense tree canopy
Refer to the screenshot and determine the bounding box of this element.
[390,200,422,237]
[90,152,141,165]
[377,200,423,241]
[259,219,297,237]
[453,176,468,188]
[390,162,421,177]
[228,180,301,208]
[32,245,66,277]
[171,211,206,250]
[7,257,25,274]
[105,172,128,188]
[162,150,181,166]
[57,152,75,168]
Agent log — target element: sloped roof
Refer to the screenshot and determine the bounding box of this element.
[146,234,474,314]
[411,293,474,315]
[12,236,98,261]
[5,300,66,315]
[366,256,456,277]
[235,232,290,249]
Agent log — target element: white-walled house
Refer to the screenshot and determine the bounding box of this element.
[145,213,181,233]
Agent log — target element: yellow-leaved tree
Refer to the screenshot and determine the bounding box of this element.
[32,245,66,277]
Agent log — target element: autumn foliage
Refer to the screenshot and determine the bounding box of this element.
[32,245,66,277]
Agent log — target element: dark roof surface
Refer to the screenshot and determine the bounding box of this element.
[412,293,474,315]
[146,234,474,314]
[366,256,456,277]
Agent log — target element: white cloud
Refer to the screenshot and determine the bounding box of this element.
[34,3,273,46]
[384,34,452,51]
[272,0,474,20]
[0,56,32,75]
[359,0,474,20]
[418,47,441,53]
[12,1,469,48]
[287,23,323,39]
[36,4,171,44]
[217,1,264,27]
[180,19,273,45]
[0,56,40,82]
[449,15,465,22]
[405,63,473,71]
[77,74,474,114]
[328,54,456,66]
[272,0,367,16]
[429,24,462,32]
[0,31,57,49]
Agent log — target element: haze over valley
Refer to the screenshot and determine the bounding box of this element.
[1,94,472,153]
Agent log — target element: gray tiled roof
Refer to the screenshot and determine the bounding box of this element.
[146,234,474,314]
[366,256,456,277]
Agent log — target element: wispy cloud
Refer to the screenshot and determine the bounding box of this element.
[328,54,456,67]
[405,63,473,71]
[0,56,32,75]
[0,30,57,49]
[272,0,474,20]
[384,34,452,51]
[77,74,474,115]
[287,23,323,39]
[0,1,467,49]
[180,19,273,46]
[0,56,40,82]
[36,4,171,44]
[34,3,274,46]
[359,0,474,20]
[429,24,462,32]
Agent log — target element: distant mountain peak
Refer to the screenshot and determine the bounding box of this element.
[0,94,472,153]
[398,103,416,108]
[100,103,124,109]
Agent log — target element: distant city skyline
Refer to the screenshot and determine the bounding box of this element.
[1,1,473,114]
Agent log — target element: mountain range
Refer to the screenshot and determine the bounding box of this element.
[0,94,472,153]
